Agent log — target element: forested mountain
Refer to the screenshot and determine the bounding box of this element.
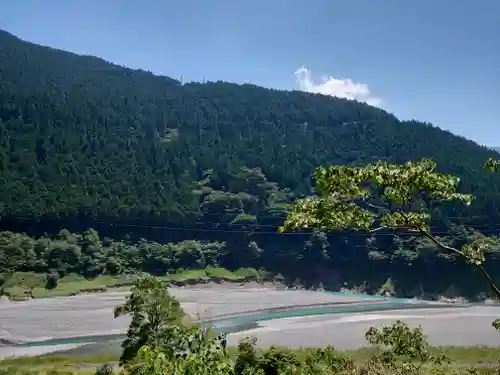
[1,29,500,296]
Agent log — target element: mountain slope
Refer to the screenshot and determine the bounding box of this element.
[1,29,499,225]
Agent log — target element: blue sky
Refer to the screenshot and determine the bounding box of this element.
[1,0,499,146]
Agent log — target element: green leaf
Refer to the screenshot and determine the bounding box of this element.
[485,158,500,172]
[280,158,472,233]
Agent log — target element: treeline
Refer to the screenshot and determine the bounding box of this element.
[1,29,500,225]
[0,229,229,278]
[1,227,500,298]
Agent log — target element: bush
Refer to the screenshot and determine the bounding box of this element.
[45,272,59,290]
[94,364,114,375]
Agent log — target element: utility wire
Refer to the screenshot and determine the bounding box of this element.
[61,219,500,237]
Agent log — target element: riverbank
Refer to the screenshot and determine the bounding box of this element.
[2,283,500,358]
[0,285,389,348]
[3,269,497,306]
[0,267,280,301]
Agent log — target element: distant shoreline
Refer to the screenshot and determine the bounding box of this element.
[2,269,498,306]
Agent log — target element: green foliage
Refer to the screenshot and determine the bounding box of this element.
[234,337,260,375]
[303,346,355,375]
[280,158,472,233]
[365,320,449,368]
[493,319,500,332]
[93,364,114,375]
[136,330,232,375]
[114,276,186,366]
[281,158,500,298]
[484,158,500,172]
[378,277,396,296]
[45,272,59,289]
[230,321,454,375]
[0,229,228,280]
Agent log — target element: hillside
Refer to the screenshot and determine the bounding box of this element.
[1,29,500,296]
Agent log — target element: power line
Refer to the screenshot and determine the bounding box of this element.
[11,213,500,234]
[74,211,498,222]
[11,212,493,223]
[65,219,500,237]
[100,219,500,231]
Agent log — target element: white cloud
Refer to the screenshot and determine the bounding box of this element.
[294,66,382,107]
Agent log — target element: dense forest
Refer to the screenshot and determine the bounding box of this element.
[1,29,500,297]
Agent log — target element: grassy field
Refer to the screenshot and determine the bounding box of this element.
[0,268,273,300]
[2,345,500,374]
[1,273,138,301]
[166,267,270,283]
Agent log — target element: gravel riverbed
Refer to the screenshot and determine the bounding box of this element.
[1,284,500,358]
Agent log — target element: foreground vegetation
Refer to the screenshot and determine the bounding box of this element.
[2,29,500,296]
[3,343,500,375]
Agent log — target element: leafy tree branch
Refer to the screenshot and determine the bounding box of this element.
[279,158,500,299]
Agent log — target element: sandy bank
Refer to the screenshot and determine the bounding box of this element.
[0,284,386,343]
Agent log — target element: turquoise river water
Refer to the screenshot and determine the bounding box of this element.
[15,292,455,353]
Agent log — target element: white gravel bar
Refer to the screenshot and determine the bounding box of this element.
[1,285,499,358]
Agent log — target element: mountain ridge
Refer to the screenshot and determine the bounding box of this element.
[1,28,500,224]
